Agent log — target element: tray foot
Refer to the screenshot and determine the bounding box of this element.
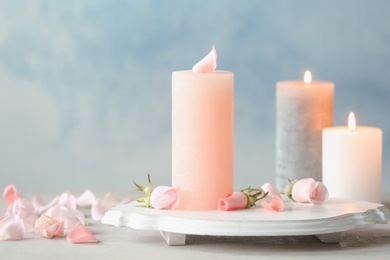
[315,232,341,244]
[160,231,186,246]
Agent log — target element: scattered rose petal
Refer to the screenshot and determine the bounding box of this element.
[0,215,25,241]
[67,226,99,244]
[292,178,329,203]
[3,184,20,206]
[260,196,284,212]
[45,206,85,230]
[76,189,96,208]
[309,181,329,203]
[150,186,180,209]
[192,44,217,73]
[6,198,38,232]
[218,192,248,211]
[57,191,77,210]
[32,195,60,215]
[34,215,64,239]
[261,183,281,199]
[91,193,120,221]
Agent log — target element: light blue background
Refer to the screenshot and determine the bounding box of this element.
[1,1,389,194]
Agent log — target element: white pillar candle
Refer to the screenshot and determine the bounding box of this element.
[322,112,382,203]
[276,71,334,189]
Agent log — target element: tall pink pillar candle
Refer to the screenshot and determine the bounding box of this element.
[172,70,234,210]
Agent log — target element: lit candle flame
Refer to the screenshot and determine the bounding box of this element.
[348,112,356,131]
[304,70,312,84]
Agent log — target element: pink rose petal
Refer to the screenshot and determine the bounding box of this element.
[260,196,284,212]
[76,189,96,208]
[261,183,281,199]
[32,195,60,215]
[192,44,217,73]
[6,198,38,232]
[150,186,180,209]
[0,215,25,241]
[91,193,119,221]
[218,192,248,211]
[57,191,77,210]
[34,215,64,239]
[67,226,99,244]
[309,182,329,203]
[3,184,20,206]
[292,178,329,203]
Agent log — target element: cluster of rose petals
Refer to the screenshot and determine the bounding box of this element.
[260,183,284,212]
[150,186,180,210]
[1,184,130,243]
[218,192,248,211]
[292,178,329,203]
[192,44,217,73]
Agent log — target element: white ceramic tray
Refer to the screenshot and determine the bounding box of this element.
[101,199,389,246]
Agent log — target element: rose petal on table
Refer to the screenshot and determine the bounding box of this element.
[218,192,248,211]
[45,206,85,230]
[261,183,281,199]
[3,184,20,206]
[91,193,119,221]
[32,195,60,215]
[34,215,64,239]
[150,186,180,209]
[0,215,25,241]
[291,178,316,203]
[76,189,96,208]
[192,44,217,73]
[67,226,99,244]
[6,198,38,232]
[119,197,133,205]
[260,196,284,212]
[309,182,329,203]
[57,191,77,210]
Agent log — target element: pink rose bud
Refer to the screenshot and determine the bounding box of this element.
[218,192,248,211]
[34,215,64,239]
[292,178,329,203]
[150,186,180,209]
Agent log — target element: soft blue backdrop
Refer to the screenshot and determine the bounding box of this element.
[1,1,389,194]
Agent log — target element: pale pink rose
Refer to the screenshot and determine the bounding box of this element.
[292,178,329,203]
[260,196,284,212]
[218,192,248,211]
[76,189,96,208]
[34,215,64,239]
[90,192,132,220]
[261,183,281,199]
[45,206,85,230]
[3,184,20,206]
[192,44,217,73]
[67,226,99,244]
[0,215,25,241]
[6,198,38,232]
[150,186,180,210]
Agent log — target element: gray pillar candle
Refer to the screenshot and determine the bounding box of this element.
[276,71,334,189]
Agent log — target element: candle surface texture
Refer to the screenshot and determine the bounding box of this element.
[276,78,334,189]
[322,125,382,203]
[172,46,234,210]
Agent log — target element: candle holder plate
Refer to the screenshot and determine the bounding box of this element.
[101,199,389,246]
